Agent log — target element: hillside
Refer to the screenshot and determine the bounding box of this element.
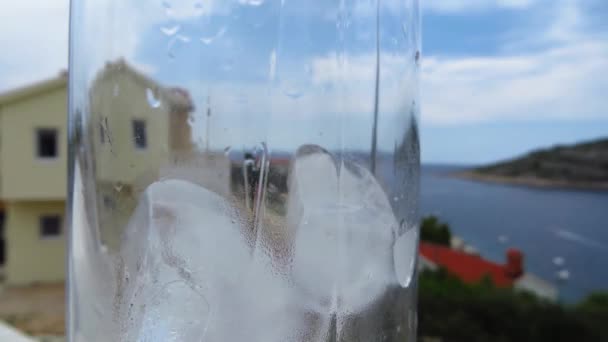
[460,138,608,190]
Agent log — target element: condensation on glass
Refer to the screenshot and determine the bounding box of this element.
[68,0,420,341]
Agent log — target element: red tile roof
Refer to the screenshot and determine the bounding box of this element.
[419,242,516,287]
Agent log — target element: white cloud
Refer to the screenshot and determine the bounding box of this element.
[0,0,232,92]
[421,0,608,125]
[0,0,153,92]
[0,1,69,91]
[283,52,416,117]
[182,0,608,132]
[303,35,608,128]
[3,0,605,133]
[422,40,608,124]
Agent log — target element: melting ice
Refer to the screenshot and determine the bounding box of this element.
[115,146,418,341]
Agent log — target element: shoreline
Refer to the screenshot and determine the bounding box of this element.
[452,171,608,192]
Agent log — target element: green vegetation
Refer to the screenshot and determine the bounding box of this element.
[420,216,451,246]
[417,216,608,341]
[418,269,608,342]
[473,137,608,188]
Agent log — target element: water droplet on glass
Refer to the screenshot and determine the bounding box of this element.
[146,88,161,108]
[193,1,204,15]
[393,196,399,202]
[167,38,178,59]
[113,84,119,97]
[200,27,226,45]
[161,25,180,36]
[283,87,303,99]
[200,37,213,45]
[393,226,418,288]
[114,182,124,192]
[556,269,570,281]
[187,115,195,125]
[177,34,191,43]
[162,0,173,15]
[239,0,264,6]
[553,256,565,266]
[402,22,408,37]
[223,146,232,155]
[214,27,227,42]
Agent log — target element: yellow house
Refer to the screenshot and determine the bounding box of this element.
[0,73,68,285]
[0,60,208,285]
[88,60,202,250]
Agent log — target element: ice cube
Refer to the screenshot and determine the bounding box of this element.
[114,145,416,341]
[116,179,314,341]
[393,227,419,288]
[116,179,250,340]
[286,146,400,316]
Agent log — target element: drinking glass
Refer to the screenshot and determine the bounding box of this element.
[68,0,420,340]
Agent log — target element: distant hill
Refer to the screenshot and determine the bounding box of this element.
[459,138,608,190]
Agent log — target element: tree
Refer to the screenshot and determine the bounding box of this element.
[420,216,451,246]
[418,269,606,341]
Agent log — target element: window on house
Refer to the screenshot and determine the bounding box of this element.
[37,129,58,158]
[132,120,147,149]
[40,215,61,238]
[103,195,115,209]
[99,122,105,144]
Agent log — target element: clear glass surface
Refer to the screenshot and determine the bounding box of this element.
[68,0,420,340]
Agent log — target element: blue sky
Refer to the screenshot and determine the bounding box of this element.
[1,0,607,164]
[420,0,608,164]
